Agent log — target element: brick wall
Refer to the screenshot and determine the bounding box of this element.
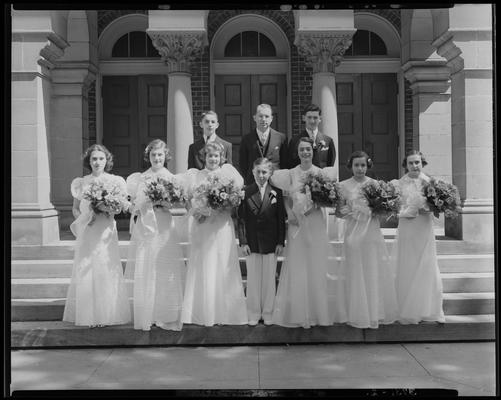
[404,78,414,155]
[88,81,96,149]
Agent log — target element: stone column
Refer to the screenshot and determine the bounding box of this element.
[50,65,97,231]
[148,32,206,173]
[12,30,68,244]
[432,26,493,243]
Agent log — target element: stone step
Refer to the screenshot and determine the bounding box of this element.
[11,269,495,300]
[11,292,495,322]
[11,253,495,279]
[10,314,495,348]
[11,239,494,260]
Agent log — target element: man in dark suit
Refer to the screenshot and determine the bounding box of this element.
[188,110,232,170]
[288,104,336,168]
[237,158,286,326]
[239,104,288,185]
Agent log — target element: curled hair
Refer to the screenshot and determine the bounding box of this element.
[83,144,113,172]
[252,157,273,170]
[203,141,226,165]
[296,136,315,157]
[302,103,322,116]
[200,110,218,122]
[402,150,428,172]
[346,150,373,169]
[143,139,172,165]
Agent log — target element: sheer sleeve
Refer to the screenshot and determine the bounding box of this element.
[70,178,84,200]
[320,166,338,181]
[269,169,292,193]
[220,164,244,187]
[126,172,142,201]
[177,168,199,198]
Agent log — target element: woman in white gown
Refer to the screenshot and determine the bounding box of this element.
[126,140,185,331]
[391,150,445,324]
[63,144,131,327]
[337,151,398,329]
[180,142,248,326]
[270,137,347,328]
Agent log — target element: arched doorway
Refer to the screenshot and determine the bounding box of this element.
[211,14,290,169]
[98,14,169,178]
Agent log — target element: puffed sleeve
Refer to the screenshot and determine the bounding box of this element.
[177,168,199,194]
[126,172,142,200]
[320,166,338,181]
[113,175,127,192]
[269,169,292,193]
[70,177,84,200]
[220,164,244,187]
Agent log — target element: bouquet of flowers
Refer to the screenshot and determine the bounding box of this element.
[300,172,339,208]
[422,177,461,218]
[83,179,130,216]
[191,174,245,222]
[360,179,400,219]
[143,176,187,209]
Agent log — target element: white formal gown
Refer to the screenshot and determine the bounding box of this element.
[180,164,248,326]
[338,177,398,329]
[391,172,445,324]
[63,173,131,326]
[270,165,347,328]
[126,169,185,331]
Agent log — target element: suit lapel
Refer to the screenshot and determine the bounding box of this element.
[248,184,262,213]
[261,183,271,212]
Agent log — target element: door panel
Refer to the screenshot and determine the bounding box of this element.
[362,74,398,181]
[336,75,363,182]
[103,75,168,178]
[103,76,139,178]
[215,74,287,170]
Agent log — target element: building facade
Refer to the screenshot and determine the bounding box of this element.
[11,6,494,245]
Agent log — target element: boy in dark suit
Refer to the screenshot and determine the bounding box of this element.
[288,103,336,168]
[188,111,232,169]
[237,158,286,326]
[239,104,288,185]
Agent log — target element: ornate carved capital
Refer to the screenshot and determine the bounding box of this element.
[432,31,464,75]
[294,32,354,73]
[148,32,208,73]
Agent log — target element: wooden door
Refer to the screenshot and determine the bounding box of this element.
[103,75,168,178]
[336,73,398,181]
[361,74,398,181]
[215,74,287,170]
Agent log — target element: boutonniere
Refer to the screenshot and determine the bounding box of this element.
[269,190,277,198]
[318,140,328,151]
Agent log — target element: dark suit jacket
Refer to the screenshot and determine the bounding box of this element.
[237,182,286,254]
[288,130,336,169]
[239,129,288,185]
[187,135,233,170]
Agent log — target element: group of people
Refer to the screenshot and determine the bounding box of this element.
[62,103,445,331]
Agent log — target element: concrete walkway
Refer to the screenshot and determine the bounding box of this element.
[10,342,495,396]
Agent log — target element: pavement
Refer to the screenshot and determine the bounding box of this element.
[9,342,496,396]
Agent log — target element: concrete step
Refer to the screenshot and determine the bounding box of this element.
[10,314,495,348]
[11,238,494,260]
[11,253,495,279]
[11,291,495,322]
[441,272,494,292]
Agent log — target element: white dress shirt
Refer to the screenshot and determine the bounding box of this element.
[258,181,268,201]
[256,128,270,145]
[306,128,318,143]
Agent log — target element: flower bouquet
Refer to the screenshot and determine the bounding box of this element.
[360,179,400,220]
[144,176,187,209]
[191,174,245,223]
[300,172,339,208]
[422,177,461,218]
[83,179,130,217]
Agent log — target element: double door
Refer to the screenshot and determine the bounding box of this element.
[102,75,168,178]
[215,74,287,170]
[336,73,398,182]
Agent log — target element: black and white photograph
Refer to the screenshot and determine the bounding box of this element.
[7,1,496,397]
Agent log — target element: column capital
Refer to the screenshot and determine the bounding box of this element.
[148,31,208,74]
[294,31,355,73]
[432,31,464,75]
